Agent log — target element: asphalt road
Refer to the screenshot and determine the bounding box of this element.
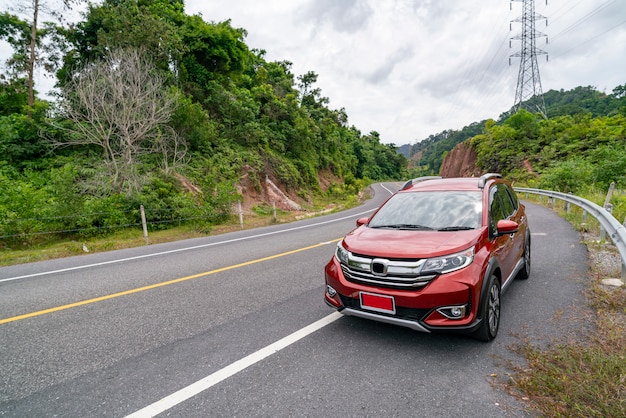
[0,183,589,417]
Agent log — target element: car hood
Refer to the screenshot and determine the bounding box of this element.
[342,226,485,259]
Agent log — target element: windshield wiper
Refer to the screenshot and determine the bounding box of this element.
[370,224,434,230]
[437,226,475,231]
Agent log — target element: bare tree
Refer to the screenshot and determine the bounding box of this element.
[54,48,182,194]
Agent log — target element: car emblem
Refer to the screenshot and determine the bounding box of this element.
[371,258,389,276]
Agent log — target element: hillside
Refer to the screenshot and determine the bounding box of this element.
[405,85,626,179]
[438,91,626,193]
[0,0,407,247]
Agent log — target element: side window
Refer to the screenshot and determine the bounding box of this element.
[489,186,505,233]
[503,184,519,212]
[498,185,515,218]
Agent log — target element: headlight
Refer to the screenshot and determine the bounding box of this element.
[421,247,474,274]
[336,241,350,264]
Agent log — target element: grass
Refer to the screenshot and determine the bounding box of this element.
[0,191,365,267]
[510,275,626,417]
[506,197,626,417]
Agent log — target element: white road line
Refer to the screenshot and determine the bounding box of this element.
[125,312,343,418]
[380,183,397,195]
[0,210,376,283]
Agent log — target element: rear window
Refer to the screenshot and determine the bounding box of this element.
[368,191,483,230]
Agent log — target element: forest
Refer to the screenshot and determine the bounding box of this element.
[407,85,626,181]
[0,0,406,248]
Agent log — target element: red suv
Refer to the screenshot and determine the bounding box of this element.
[324,174,530,341]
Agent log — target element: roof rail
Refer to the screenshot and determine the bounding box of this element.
[478,173,502,189]
[401,176,443,190]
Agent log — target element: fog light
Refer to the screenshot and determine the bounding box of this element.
[437,305,467,319]
[326,285,337,297]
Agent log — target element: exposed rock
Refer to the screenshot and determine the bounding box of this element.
[439,141,481,177]
[265,176,303,211]
[602,278,625,287]
[175,173,203,194]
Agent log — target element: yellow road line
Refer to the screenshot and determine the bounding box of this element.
[0,239,341,325]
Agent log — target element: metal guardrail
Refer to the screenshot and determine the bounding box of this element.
[515,187,626,280]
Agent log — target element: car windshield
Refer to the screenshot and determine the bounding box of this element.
[368,191,483,230]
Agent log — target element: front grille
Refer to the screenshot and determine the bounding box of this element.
[339,295,430,322]
[340,255,437,289]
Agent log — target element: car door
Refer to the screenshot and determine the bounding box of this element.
[488,184,521,283]
[502,184,526,273]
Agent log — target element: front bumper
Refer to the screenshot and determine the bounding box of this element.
[324,256,485,334]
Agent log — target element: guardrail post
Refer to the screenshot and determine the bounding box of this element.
[566,193,572,214]
[600,204,613,241]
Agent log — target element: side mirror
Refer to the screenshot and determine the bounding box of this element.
[356,217,369,227]
[496,219,519,235]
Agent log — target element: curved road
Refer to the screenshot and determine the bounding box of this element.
[0,183,588,417]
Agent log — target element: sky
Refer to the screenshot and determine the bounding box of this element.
[2,0,625,145]
[183,0,626,145]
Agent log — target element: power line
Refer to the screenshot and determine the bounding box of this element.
[550,18,626,60]
[550,0,616,42]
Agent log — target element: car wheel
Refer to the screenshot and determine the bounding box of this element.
[517,234,531,280]
[475,275,501,342]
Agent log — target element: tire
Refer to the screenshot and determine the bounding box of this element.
[517,234,531,280]
[475,275,501,342]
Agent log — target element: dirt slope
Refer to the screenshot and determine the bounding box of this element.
[438,141,481,177]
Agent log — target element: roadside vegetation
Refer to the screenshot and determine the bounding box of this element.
[0,0,404,254]
[0,183,368,266]
[504,195,626,417]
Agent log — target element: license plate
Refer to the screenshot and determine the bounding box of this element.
[360,292,395,314]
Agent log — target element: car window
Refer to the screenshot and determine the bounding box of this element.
[489,184,518,233]
[504,184,519,210]
[498,185,515,218]
[368,191,483,230]
[489,187,504,228]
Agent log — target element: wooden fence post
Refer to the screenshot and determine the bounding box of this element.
[238,201,244,229]
[140,205,149,244]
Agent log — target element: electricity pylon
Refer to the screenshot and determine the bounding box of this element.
[510,0,548,117]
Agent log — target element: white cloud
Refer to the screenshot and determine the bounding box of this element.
[2,0,624,144]
[185,0,625,144]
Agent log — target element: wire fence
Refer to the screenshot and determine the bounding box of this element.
[0,206,218,243]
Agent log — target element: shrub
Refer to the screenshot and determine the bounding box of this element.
[538,159,594,193]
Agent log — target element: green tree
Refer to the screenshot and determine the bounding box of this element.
[64,0,185,74]
[0,1,81,116]
[178,16,249,97]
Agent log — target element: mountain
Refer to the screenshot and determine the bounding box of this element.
[401,84,626,177]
